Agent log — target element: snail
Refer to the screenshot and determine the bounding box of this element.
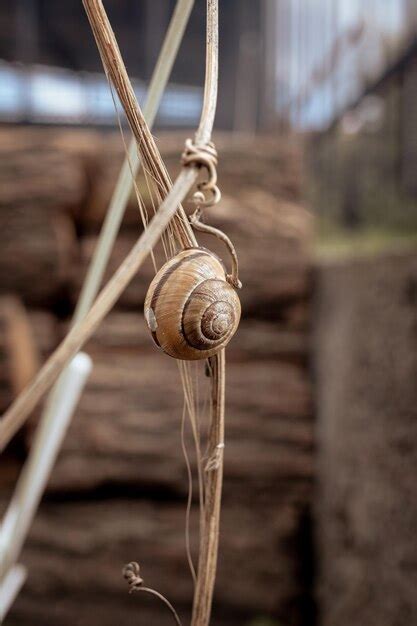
[144,248,241,360]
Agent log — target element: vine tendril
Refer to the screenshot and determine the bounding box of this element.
[123,562,183,626]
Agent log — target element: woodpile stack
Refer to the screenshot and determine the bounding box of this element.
[0,127,313,626]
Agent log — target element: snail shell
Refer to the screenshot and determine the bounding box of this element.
[144,248,241,360]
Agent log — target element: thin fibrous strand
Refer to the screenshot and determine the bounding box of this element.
[83,0,196,250]
[178,361,206,523]
[178,362,205,499]
[72,0,196,327]
[110,77,202,593]
[109,77,174,267]
[182,361,207,567]
[192,362,203,503]
[113,74,205,565]
[106,43,176,272]
[113,98,203,591]
[110,134,203,608]
[192,361,207,546]
[180,401,197,586]
[108,81,160,272]
[191,350,225,626]
[142,168,173,262]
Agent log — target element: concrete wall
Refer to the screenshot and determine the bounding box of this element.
[314,249,417,626]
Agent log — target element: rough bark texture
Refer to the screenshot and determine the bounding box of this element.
[45,318,312,497]
[0,129,91,306]
[314,250,417,626]
[0,206,77,307]
[0,497,309,625]
[0,127,313,626]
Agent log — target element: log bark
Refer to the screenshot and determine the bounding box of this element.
[0,309,57,414]
[72,313,308,364]
[73,231,310,321]
[0,206,77,305]
[1,309,313,626]
[0,126,313,626]
[3,496,311,626]
[80,132,304,228]
[45,314,313,495]
[0,128,88,210]
[0,297,41,397]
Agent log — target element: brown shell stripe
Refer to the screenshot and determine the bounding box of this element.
[181,283,227,351]
[149,251,207,347]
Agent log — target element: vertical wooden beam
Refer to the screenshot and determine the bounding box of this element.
[14,0,39,63]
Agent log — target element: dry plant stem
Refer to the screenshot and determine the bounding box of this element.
[83,0,197,250]
[74,0,195,323]
[82,0,211,594]
[195,0,218,146]
[191,350,225,626]
[0,564,27,622]
[0,5,226,624]
[190,4,225,625]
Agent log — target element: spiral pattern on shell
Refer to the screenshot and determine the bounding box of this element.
[144,249,241,360]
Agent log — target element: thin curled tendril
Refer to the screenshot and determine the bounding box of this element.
[189,209,242,289]
[123,562,183,626]
[181,138,242,289]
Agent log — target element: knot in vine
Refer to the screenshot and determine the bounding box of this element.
[122,561,182,625]
[123,561,144,592]
[181,138,221,207]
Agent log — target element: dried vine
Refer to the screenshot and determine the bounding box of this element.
[82,0,196,250]
[0,3,226,625]
[192,350,225,626]
[81,4,226,623]
[123,562,183,626]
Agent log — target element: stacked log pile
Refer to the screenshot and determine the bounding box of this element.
[0,127,313,626]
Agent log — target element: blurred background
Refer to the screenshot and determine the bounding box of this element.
[0,1,416,625]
